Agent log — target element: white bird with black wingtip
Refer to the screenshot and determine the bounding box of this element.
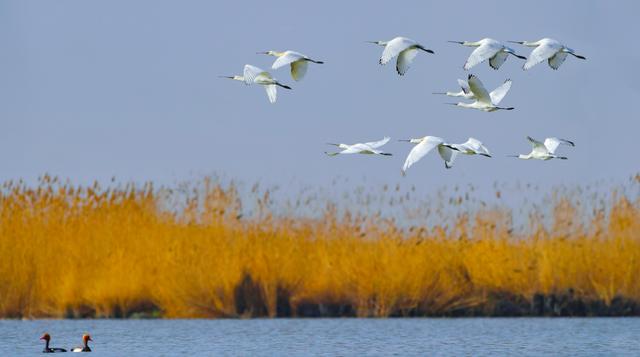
[446,74,514,112]
[257,50,324,81]
[325,137,393,156]
[509,137,575,160]
[448,38,526,70]
[434,77,512,102]
[221,64,292,103]
[508,38,586,70]
[399,136,492,175]
[367,36,435,76]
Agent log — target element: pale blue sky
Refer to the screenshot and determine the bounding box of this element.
[1,0,638,194]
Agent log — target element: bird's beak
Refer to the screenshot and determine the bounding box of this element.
[398,139,411,142]
[443,144,460,151]
[326,143,339,146]
[444,102,458,106]
[256,51,269,55]
[88,337,93,341]
[508,41,524,45]
[514,54,527,60]
[506,155,519,157]
[218,76,233,79]
[365,41,378,44]
[447,41,464,44]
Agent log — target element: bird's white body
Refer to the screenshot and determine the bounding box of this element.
[449,74,514,112]
[400,136,491,175]
[325,137,392,156]
[450,38,526,70]
[369,36,434,75]
[512,38,586,70]
[260,50,324,81]
[222,64,291,103]
[513,136,575,160]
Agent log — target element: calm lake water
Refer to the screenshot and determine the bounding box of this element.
[1,318,638,356]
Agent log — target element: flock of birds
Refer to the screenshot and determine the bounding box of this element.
[36,36,585,354]
[222,36,585,175]
[40,333,92,353]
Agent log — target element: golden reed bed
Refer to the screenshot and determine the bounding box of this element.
[1,175,639,318]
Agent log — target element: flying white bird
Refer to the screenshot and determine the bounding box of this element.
[257,50,324,81]
[434,78,512,102]
[367,37,434,75]
[447,74,514,112]
[510,136,575,160]
[325,137,392,156]
[447,138,492,158]
[448,38,526,70]
[221,64,291,103]
[399,136,491,175]
[508,38,586,70]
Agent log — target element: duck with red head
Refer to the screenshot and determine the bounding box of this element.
[70,334,92,352]
[40,333,67,353]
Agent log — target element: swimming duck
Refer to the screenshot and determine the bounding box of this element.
[40,333,67,353]
[70,334,92,352]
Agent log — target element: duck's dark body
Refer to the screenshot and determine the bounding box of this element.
[41,334,67,353]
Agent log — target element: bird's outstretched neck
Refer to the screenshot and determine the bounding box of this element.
[448,40,478,47]
[220,75,244,81]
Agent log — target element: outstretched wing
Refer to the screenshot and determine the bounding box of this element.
[489,51,509,70]
[272,51,304,69]
[457,79,471,94]
[264,84,277,103]
[548,52,568,70]
[402,137,444,175]
[462,138,490,156]
[524,43,561,70]
[290,60,308,81]
[527,136,548,155]
[467,74,492,104]
[380,38,414,65]
[437,145,458,169]
[243,64,267,85]
[544,137,575,154]
[464,43,502,70]
[489,79,512,105]
[364,137,390,149]
[396,48,418,75]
